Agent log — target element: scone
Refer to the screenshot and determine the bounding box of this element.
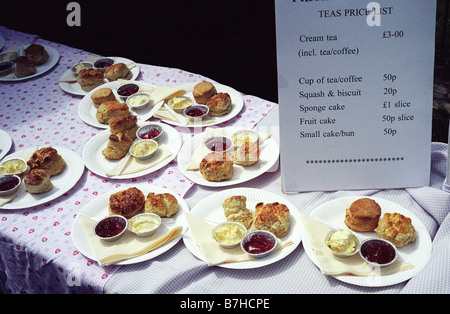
[144,193,179,218]
[234,141,260,166]
[77,69,104,92]
[24,169,53,194]
[251,202,290,238]
[109,114,138,139]
[108,187,145,219]
[96,100,130,124]
[15,56,36,78]
[102,132,133,160]
[205,92,232,116]
[375,213,416,247]
[27,147,66,176]
[24,44,49,65]
[199,152,233,182]
[105,62,132,81]
[344,198,381,232]
[91,87,116,108]
[222,195,253,229]
[193,81,217,104]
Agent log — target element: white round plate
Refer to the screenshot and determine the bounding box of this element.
[177,130,279,187]
[183,187,302,269]
[82,122,181,179]
[0,146,85,210]
[71,184,188,265]
[0,129,12,161]
[301,196,432,287]
[155,82,244,128]
[0,45,60,81]
[78,81,244,129]
[77,80,157,129]
[59,56,140,96]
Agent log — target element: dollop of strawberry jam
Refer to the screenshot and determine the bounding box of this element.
[140,128,161,139]
[361,239,396,264]
[206,137,231,152]
[243,233,276,254]
[95,217,126,238]
[185,107,207,117]
[0,176,19,191]
[117,84,139,97]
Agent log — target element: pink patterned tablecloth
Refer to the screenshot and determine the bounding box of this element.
[2,26,450,296]
[0,26,275,293]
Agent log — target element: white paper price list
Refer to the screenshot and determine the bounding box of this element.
[275,0,436,192]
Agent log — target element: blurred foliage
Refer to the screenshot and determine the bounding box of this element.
[436,0,450,64]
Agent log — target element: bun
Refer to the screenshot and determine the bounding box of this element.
[205,92,232,116]
[91,87,116,108]
[222,195,253,229]
[251,202,290,238]
[375,213,416,247]
[193,81,217,104]
[102,132,133,160]
[27,147,66,176]
[24,44,49,65]
[105,63,132,81]
[77,69,104,92]
[109,187,145,218]
[96,101,129,124]
[15,56,36,78]
[144,193,179,218]
[234,141,260,166]
[199,152,233,181]
[24,169,53,194]
[344,198,381,232]
[108,114,138,140]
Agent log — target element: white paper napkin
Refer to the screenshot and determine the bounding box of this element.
[184,212,253,266]
[106,143,172,177]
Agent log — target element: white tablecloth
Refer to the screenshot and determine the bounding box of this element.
[105,107,450,294]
